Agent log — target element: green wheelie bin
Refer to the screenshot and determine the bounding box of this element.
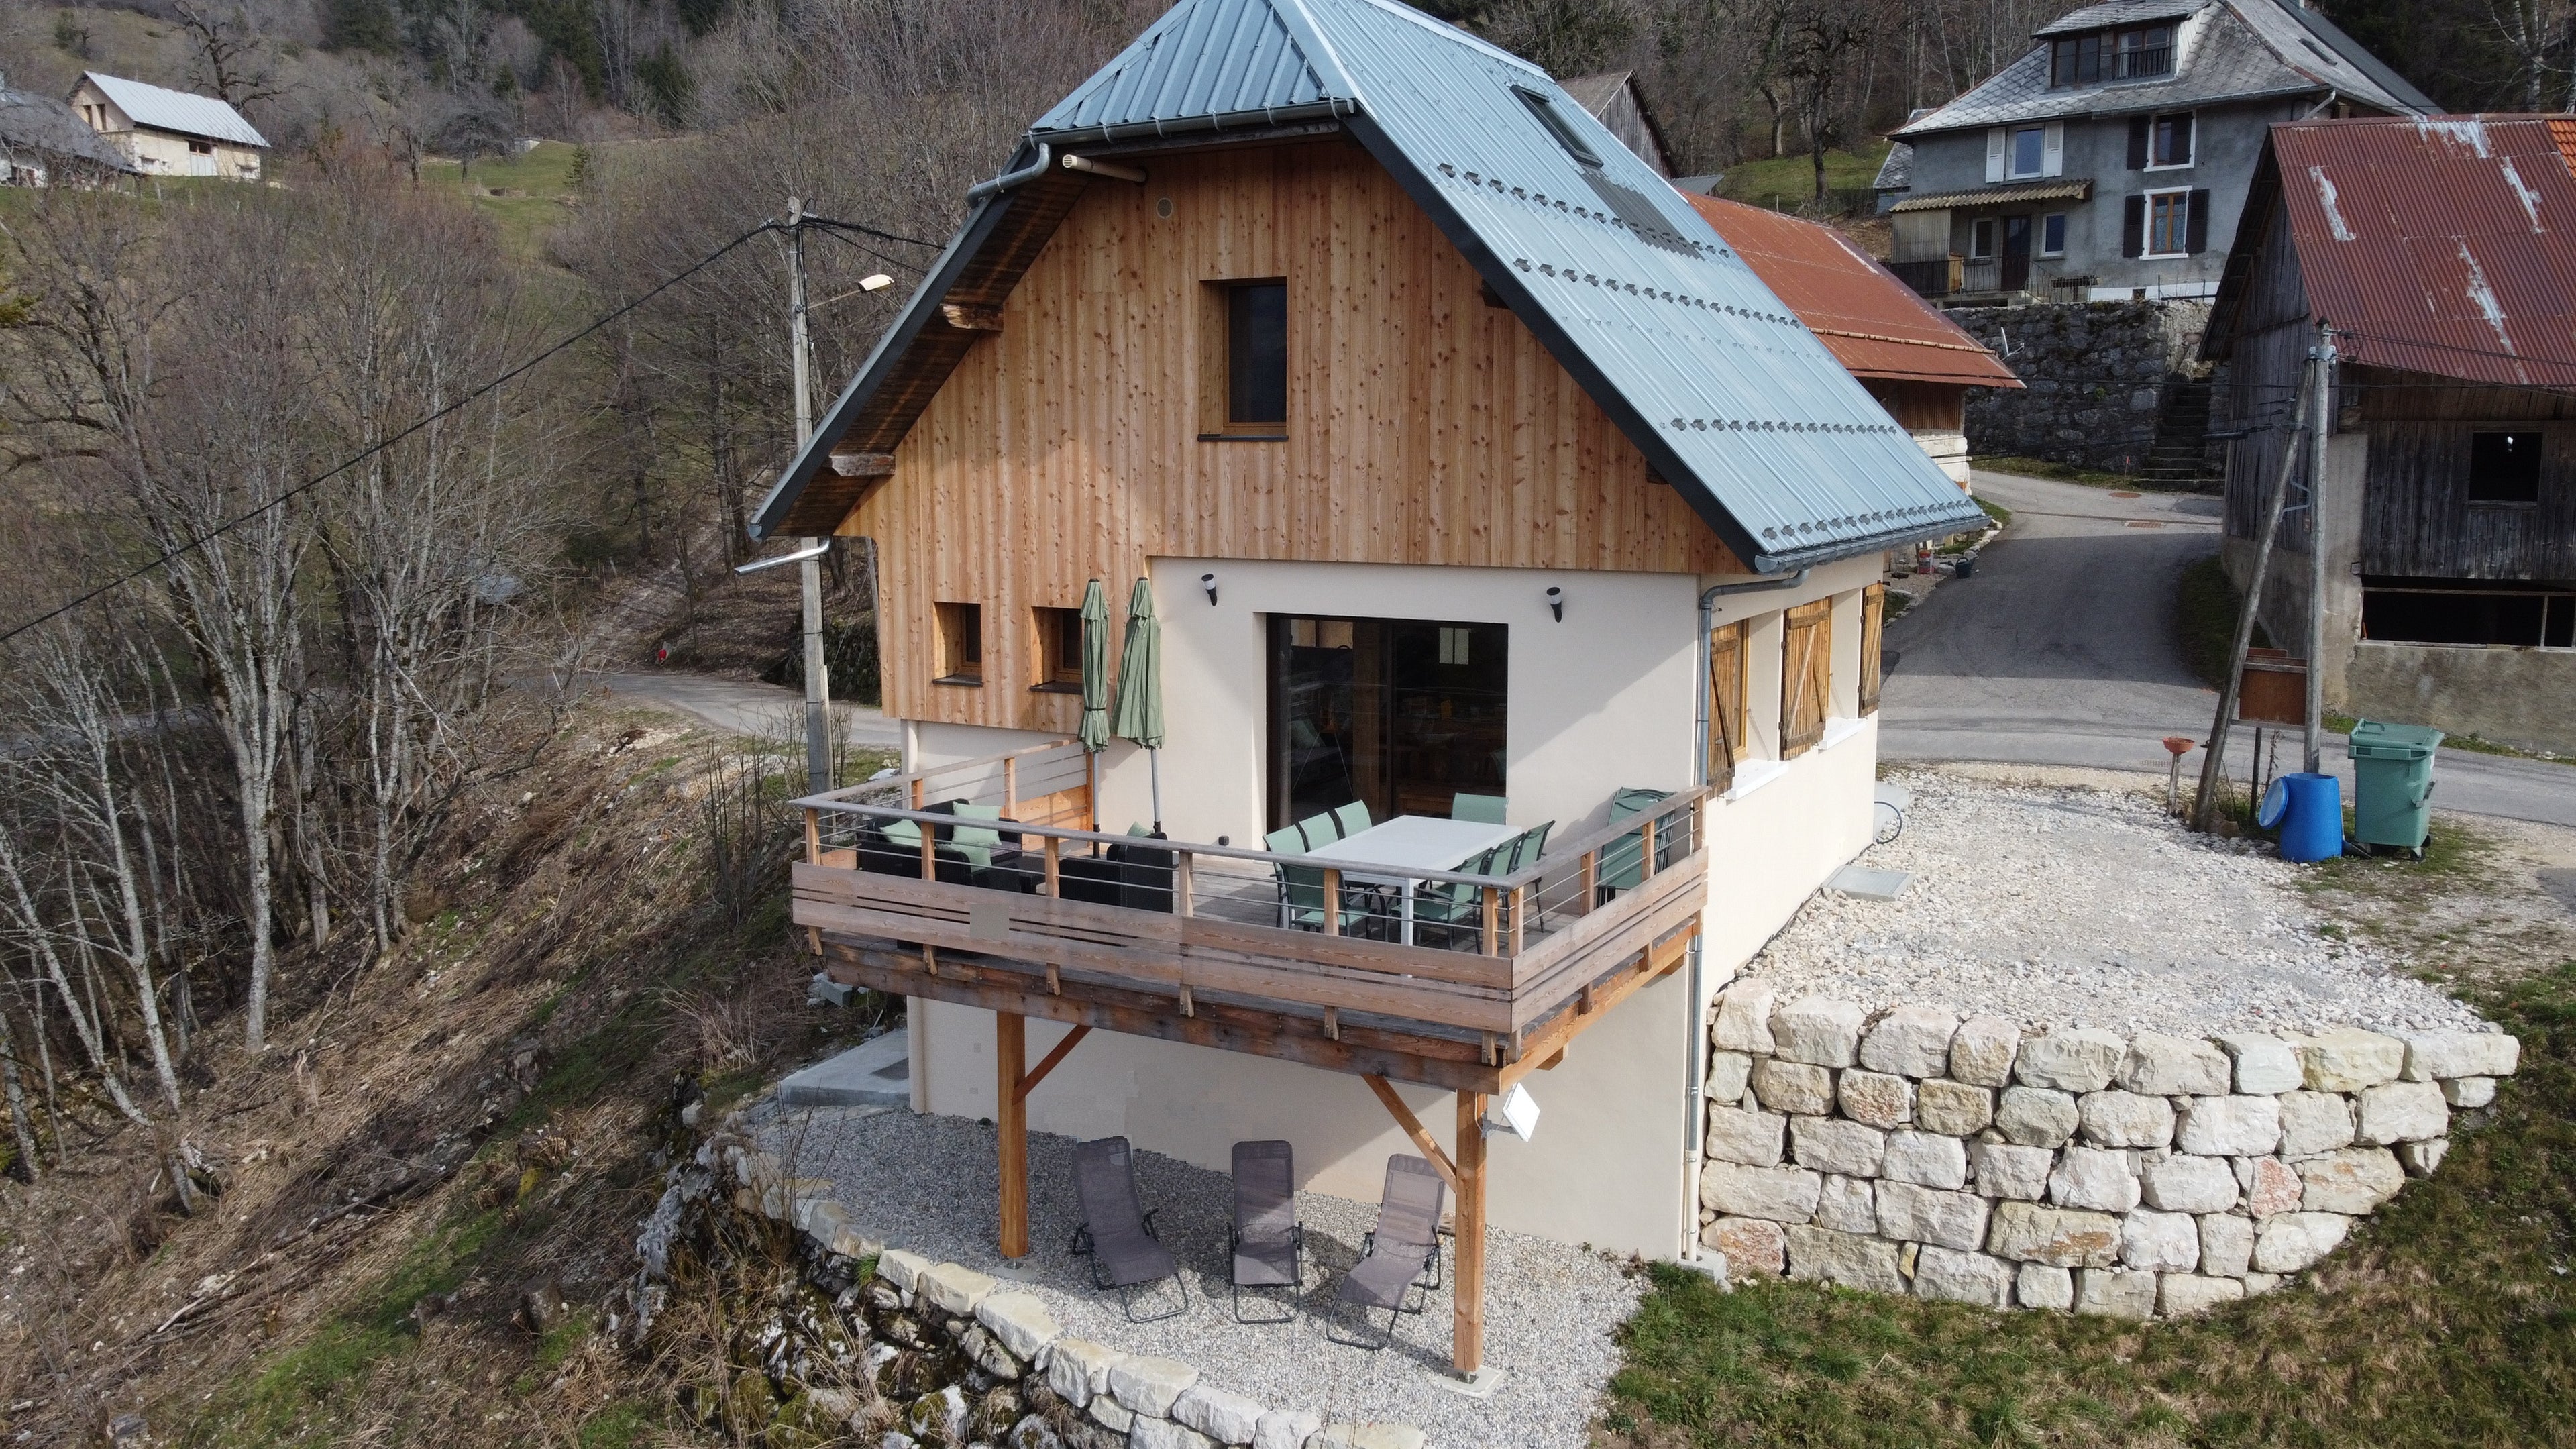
[2348,720,2444,856]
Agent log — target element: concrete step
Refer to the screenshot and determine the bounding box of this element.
[777,1028,912,1108]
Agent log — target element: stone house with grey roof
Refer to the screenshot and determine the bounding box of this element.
[1877,0,2431,305]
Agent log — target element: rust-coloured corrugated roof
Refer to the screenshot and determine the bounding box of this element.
[1683,193,2022,388]
[2267,116,2576,387]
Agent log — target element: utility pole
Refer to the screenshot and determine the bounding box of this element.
[2303,321,2337,775]
[788,196,830,797]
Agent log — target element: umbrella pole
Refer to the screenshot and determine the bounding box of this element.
[1150,749,1163,834]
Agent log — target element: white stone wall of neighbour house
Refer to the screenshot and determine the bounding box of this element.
[899,555,1881,1256]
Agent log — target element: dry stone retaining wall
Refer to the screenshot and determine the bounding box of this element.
[1698,983,2519,1318]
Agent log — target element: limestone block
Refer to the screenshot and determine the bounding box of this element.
[1109,1356,1199,1417]
[2198,1213,2255,1277]
[2176,1096,2281,1157]
[1913,1246,2013,1307]
[2294,1028,2406,1092]
[2078,1091,2176,1149]
[2074,1267,2159,1320]
[2244,1272,2285,1296]
[1876,1182,1990,1252]
[2214,1032,2304,1095]
[1772,998,1865,1067]
[797,1196,851,1242]
[1252,1410,1322,1449]
[1838,1070,1914,1129]
[1882,1130,1969,1190]
[1949,1016,2023,1087]
[918,1262,999,1317]
[1703,1215,1786,1277]
[2121,1209,2200,1272]
[1791,1117,1888,1177]
[975,1292,1063,1362]
[1815,1174,1878,1234]
[2118,1033,2233,1096]
[1711,981,1777,1053]
[1785,1224,1908,1293]
[1985,1203,2122,1267]
[1046,1338,1122,1407]
[2141,1155,2238,1214]
[2159,1273,2247,1317]
[2399,1138,2450,1176]
[960,1325,1022,1380]
[2276,1092,2355,1158]
[1700,1161,1824,1223]
[2252,1212,2351,1273]
[1996,1087,2080,1148]
[1309,1424,1427,1449]
[1751,1059,1836,1115]
[1705,1106,1786,1167]
[1705,1051,1755,1105]
[879,1249,932,1294]
[1131,1417,1214,1449]
[1090,1397,1135,1433]
[1916,1080,1994,1136]
[2297,1147,2404,1213]
[2015,1030,2127,1092]
[2402,1030,2519,1081]
[2355,1081,2448,1144]
[1970,1142,2055,1201]
[1173,1386,1265,1446]
[2246,1158,2302,1218]
[1859,1005,1960,1079]
[2015,1262,2074,1309]
[2049,1146,2141,1212]
[2443,1077,2497,1109]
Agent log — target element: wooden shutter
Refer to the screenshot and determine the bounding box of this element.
[2127,117,2149,170]
[1707,621,1748,790]
[1859,584,1886,717]
[1985,128,2006,183]
[2186,189,2211,254]
[1780,599,1831,759]
[2042,121,2065,176]
[2122,195,2146,258]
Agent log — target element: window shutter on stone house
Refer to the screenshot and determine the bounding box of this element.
[2186,189,2211,253]
[2043,121,2065,176]
[1986,128,2006,183]
[2127,117,2149,169]
[2123,195,2146,257]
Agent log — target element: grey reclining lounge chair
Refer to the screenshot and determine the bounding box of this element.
[1328,1155,1447,1350]
[1069,1136,1187,1322]
[1227,1140,1305,1323]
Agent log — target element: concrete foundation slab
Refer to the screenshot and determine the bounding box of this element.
[778,1030,912,1108]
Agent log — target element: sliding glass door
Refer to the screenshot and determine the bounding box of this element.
[1268,614,1508,830]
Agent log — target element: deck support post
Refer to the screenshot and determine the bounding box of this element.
[1454,1090,1487,1376]
[998,1011,1028,1258]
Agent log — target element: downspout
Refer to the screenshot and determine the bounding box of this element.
[966,142,1055,201]
[1680,568,1809,1265]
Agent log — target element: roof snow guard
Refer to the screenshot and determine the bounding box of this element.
[752,0,1985,572]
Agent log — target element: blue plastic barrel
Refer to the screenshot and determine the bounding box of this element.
[2261,772,2343,863]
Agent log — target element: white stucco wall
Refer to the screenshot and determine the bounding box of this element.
[895,555,1882,1257]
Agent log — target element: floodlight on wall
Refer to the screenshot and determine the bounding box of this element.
[1482,1083,1540,1142]
[1201,572,1219,606]
[859,274,894,292]
[1545,586,1564,622]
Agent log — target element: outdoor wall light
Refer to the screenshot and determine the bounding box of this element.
[1546,585,1564,621]
[859,274,894,292]
[1201,572,1219,606]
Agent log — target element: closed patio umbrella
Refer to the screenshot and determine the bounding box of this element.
[1079,579,1111,830]
[1111,576,1165,831]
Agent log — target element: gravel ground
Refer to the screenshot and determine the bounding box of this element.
[753,1104,1644,1449]
[1748,770,2489,1036]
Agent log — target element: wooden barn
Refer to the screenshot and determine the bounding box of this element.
[2206,115,2576,753]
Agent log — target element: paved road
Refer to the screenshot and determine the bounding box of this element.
[592,670,904,749]
[1878,470,2576,828]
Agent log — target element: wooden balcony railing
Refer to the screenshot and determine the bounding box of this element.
[790,743,1710,1089]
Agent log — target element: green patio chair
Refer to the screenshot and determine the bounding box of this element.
[1297,811,1342,849]
[1266,826,1354,934]
[1334,800,1373,837]
[1597,787,1672,898]
[1450,792,1508,824]
[1414,845,1503,950]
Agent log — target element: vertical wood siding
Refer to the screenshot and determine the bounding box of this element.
[849,139,1741,729]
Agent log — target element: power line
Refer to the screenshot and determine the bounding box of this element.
[798,215,943,250]
[0,219,788,649]
[806,221,929,278]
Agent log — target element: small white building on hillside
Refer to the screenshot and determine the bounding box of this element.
[69,72,266,180]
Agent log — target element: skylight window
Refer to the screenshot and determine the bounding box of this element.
[1512,84,1603,169]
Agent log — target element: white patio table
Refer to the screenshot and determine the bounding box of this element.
[1301,814,1521,946]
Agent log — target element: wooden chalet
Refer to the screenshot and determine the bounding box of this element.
[754,0,1984,1379]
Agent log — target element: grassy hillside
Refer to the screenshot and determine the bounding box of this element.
[1719,142,1894,215]
[419,142,588,264]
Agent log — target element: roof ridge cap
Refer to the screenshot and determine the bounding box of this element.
[1271,0,1362,102]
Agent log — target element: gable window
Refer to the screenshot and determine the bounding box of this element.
[2114,24,2175,78]
[1032,606,1085,690]
[2041,212,2068,256]
[1202,280,1287,437]
[2050,23,2174,86]
[1970,218,1997,259]
[2469,431,2545,504]
[2125,188,2208,258]
[934,602,983,685]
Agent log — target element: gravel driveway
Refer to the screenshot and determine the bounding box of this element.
[753,1105,1643,1449]
[1748,769,2488,1036]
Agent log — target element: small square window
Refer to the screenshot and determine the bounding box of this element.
[2041,213,2068,256]
[2469,431,2544,504]
[2010,125,2046,177]
[2150,113,2193,167]
[1970,218,1997,259]
[934,602,983,684]
[1033,606,1085,690]
[2146,191,2191,256]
